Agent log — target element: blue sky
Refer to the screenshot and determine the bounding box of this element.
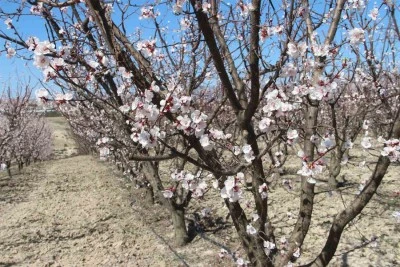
[0,0,179,90]
[1,1,399,91]
[0,2,49,88]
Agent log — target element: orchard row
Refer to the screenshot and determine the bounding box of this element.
[1,1,399,266]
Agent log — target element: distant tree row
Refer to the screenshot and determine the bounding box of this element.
[0,86,52,178]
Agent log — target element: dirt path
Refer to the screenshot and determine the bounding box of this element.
[1,117,399,267]
[0,155,185,266]
[0,117,233,267]
[0,117,187,267]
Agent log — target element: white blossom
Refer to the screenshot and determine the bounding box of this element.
[236,258,250,267]
[4,18,12,29]
[381,139,400,162]
[0,163,6,171]
[264,240,275,250]
[287,42,307,58]
[361,137,372,149]
[246,224,257,235]
[393,211,400,222]
[312,44,330,57]
[258,183,268,199]
[287,129,298,140]
[119,105,131,113]
[162,189,174,198]
[348,28,365,44]
[140,6,159,19]
[368,8,379,20]
[259,118,272,133]
[36,88,49,100]
[6,47,16,58]
[293,248,301,258]
[220,176,242,202]
[200,134,214,151]
[180,18,191,30]
[242,144,255,162]
[30,2,44,15]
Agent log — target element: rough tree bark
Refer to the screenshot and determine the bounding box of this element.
[303,108,400,267]
[142,161,190,246]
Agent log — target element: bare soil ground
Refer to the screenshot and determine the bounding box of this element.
[0,117,399,266]
[0,117,235,267]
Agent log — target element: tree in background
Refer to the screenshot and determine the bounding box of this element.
[0,85,52,178]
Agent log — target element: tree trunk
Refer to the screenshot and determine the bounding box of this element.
[225,200,272,267]
[142,162,189,246]
[245,240,271,267]
[305,156,391,267]
[18,161,24,172]
[328,174,338,189]
[304,107,400,267]
[5,161,12,179]
[239,245,270,267]
[170,207,189,246]
[328,152,341,189]
[276,104,318,266]
[142,181,155,205]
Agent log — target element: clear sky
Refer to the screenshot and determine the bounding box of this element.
[0,1,49,89]
[1,1,399,92]
[0,0,177,91]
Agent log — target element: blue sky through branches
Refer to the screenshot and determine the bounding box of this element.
[1,0,399,91]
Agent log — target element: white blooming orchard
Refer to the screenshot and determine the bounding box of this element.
[1,0,400,266]
[0,88,52,177]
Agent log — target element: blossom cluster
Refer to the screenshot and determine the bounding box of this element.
[220,173,245,202]
[381,139,400,162]
[0,92,53,172]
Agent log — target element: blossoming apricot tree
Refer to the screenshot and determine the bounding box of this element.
[0,85,52,177]
[1,0,399,266]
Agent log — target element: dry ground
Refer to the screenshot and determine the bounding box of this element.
[0,117,235,267]
[47,117,78,158]
[0,117,399,266]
